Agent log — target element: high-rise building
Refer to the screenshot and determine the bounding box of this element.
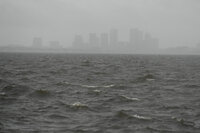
[144,33,151,42]
[129,29,136,45]
[89,33,99,47]
[109,29,118,46]
[129,28,143,50]
[100,33,108,48]
[49,41,61,49]
[32,37,43,47]
[151,38,159,50]
[73,35,84,48]
[143,32,159,52]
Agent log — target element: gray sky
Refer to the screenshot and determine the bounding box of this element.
[0,0,200,48]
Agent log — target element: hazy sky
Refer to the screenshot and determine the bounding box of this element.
[0,0,200,48]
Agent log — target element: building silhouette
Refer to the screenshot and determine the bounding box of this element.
[49,41,61,49]
[72,35,84,48]
[72,28,159,53]
[129,28,143,51]
[32,37,43,48]
[89,33,99,48]
[144,32,159,52]
[109,29,118,46]
[100,33,109,48]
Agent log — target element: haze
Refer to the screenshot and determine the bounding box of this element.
[0,0,200,49]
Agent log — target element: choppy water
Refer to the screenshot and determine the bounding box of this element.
[0,53,200,133]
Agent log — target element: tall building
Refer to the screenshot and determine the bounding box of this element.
[143,32,159,52]
[100,33,108,48]
[144,33,151,42]
[49,41,61,49]
[129,29,135,45]
[32,37,43,48]
[151,38,159,50]
[89,33,99,47]
[129,28,143,50]
[73,35,84,48]
[109,29,118,46]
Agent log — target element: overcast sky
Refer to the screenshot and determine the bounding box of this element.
[0,0,200,48]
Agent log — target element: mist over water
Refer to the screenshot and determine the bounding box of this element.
[0,53,200,132]
[0,0,200,54]
[1,1,200,132]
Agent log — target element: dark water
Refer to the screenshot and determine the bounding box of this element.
[0,53,200,133]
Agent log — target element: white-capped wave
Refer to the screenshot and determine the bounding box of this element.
[133,114,151,120]
[64,81,79,86]
[71,102,87,107]
[63,81,114,89]
[121,95,140,101]
[103,84,115,88]
[93,89,101,93]
[81,85,99,88]
[81,84,114,88]
[171,116,195,127]
[146,78,155,81]
[0,92,6,95]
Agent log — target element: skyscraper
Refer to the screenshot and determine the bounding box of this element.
[151,38,159,50]
[73,35,84,48]
[32,37,43,48]
[100,33,108,48]
[143,32,159,52]
[129,28,143,51]
[89,33,99,48]
[49,41,61,49]
[109,29,118,46]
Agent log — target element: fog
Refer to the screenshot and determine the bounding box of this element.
[0,0,200,54]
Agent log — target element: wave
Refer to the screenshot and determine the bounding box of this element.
[146,78,155,81]
[0,84,31,104]
[87,89,102,95]
[172,116,195,127]
[106,95,140,103]
[29,89,51,99]
[71,102,87,107]
[146,127,173,132]
[0,79,9,88]
[115,110,152,121]
[0,92,6,96]
[93,89,101,93]
[115,110,132,119]
[81,60,92,67]
[58,81,114,89]
[184,84,200,89]
[56,81,85,87]
[48,114,68,120]
[80,85,99,88]
[120,95,140,101]
[135,74,155,83]
[1,84,30,97]
[57,101,89,111]
[132,114,152,120]
[162,105,190,110]
[80,84,114,88]
[0,122,3,131]
[70,102,90,110]
[15,69,36,75]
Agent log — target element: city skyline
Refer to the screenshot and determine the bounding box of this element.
[0,0,200,49]
[72,28,159,53]
[1,26,200,54]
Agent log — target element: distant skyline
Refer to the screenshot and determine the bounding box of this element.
[72,28,159,54]
[0,0,200,48]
